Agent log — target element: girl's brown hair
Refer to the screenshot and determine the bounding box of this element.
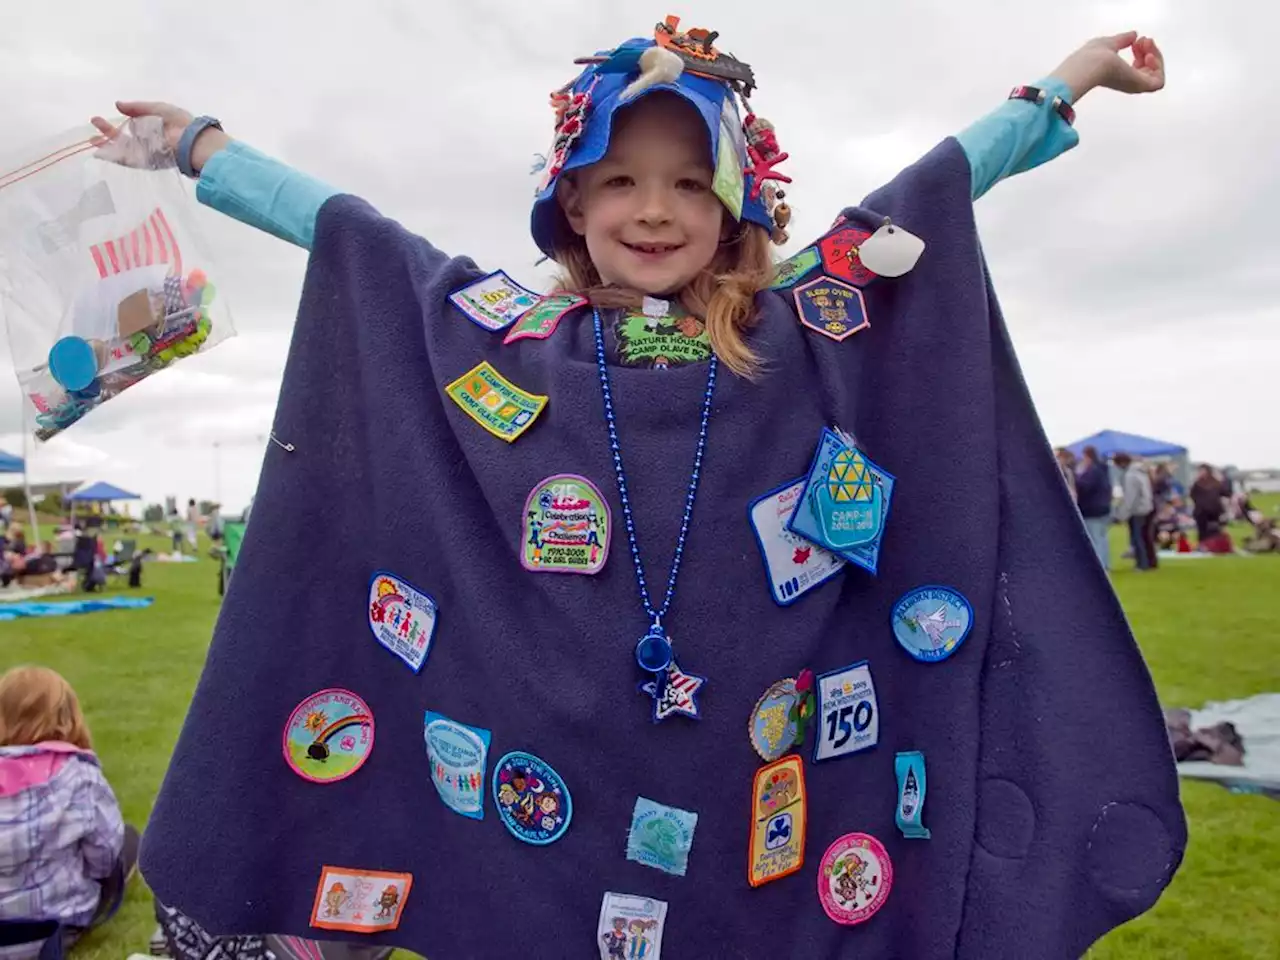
[0,665,92,750]
[553,221,776,378]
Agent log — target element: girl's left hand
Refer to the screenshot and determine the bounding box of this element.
[1055,31,1166,102]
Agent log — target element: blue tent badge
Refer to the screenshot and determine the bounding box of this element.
[891,585,973,663]
[48,337,98,392]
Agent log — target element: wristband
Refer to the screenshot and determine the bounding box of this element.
[1007,85,1076,127]
[176,115,223,179]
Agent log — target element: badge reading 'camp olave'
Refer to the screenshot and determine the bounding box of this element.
[793,277,870,342]
[368,571,438,672]
[493,751,572,845]
[283,689,374,784]
[748,755,807,887]
[891,585,973,662]
[445,361,547,442]
[310,865,412,934]
[522,474,610,575]
[614,302,711,369]
[817,832,893,925]
[424,711,490,820]
[813,661,878,763]
[448,269,541,332]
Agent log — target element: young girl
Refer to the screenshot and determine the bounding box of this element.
[117,16,1182,959]
[0,667,139,959]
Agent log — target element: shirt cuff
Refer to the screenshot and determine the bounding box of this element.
[196,141,338,250]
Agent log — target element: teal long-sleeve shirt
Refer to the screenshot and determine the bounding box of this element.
[195,77,1078,251]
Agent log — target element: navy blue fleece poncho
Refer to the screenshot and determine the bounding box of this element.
[141,139,1185,959]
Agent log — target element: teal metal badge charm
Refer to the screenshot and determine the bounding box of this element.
[895,750,931,839]
[891,585,973,662]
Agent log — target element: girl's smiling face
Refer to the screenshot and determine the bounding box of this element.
[558,93,725,295]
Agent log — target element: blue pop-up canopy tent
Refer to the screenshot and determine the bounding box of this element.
[0,451,23,474]
[1065,429,1191,488]
[0,448,39,539]
[68,481,141,502]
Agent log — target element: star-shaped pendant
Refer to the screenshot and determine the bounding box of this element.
[639,661,706,722]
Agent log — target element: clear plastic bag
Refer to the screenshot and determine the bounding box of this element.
[0,117,234,441]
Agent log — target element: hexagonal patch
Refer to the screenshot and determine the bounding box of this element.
[793,277,870,342]
[818,225,877,287]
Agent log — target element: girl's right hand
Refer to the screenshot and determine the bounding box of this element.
[91,101,229,175]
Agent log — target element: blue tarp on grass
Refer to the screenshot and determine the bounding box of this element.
[0,596,154,621]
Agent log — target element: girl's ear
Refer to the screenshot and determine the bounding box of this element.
[557,175,587,236]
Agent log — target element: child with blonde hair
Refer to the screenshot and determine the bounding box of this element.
[0,667,138,960]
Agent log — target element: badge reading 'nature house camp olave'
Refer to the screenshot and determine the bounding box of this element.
[748,478,846,605]
[597,892,668,960]
[367,571,438,672]
[817,833,893,926]
[424,711,491,820]
[614,303,712,369]
[283,689,374,784]
[310,865,412,934]
[448,269,541,332]
[891,585,974,663]
[749,754,807,887]
[813,661,879,763]
[445,361,548,442]
[788,427,896,575]
[522,474,610,575]
[793,276,870,342]
[492,751,572,845]
[503,293,587,344]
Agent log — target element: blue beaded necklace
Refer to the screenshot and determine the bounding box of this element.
[592,305,715,721]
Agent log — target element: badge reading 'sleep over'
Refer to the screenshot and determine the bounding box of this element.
[368,571,438,673]
[522,474,610,575]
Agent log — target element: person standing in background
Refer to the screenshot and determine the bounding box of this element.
[1075,445,1114,570]
[1190,464,1227,546]
[1055,448,1078,503]
[184,499,199,550]
[1114,453,1155,571]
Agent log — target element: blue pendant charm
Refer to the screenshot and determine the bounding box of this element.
[636,624,674,673]
[639,661,706,722]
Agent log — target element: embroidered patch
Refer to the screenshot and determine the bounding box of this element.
[748,670,815,762]
[817,832,893,925]
[713,97,746,221]
[445,361,548,442]
[748,478,846,605]
[794,277,870,342]
[891,585,973,663]
[768,246,821,290]
[818,224,877,287]
[367,571,438,672]
[448,269,541,332]
[787,427,896,575]
[502,293,587,344]
[309,866,411,933]
[626,797,698,877]
[283,689,374,784]
[749,754,807,887]
[638,660,706,722]
[895,750,931,839]
[597,892,668,960]
[522,473,610,575]
[813,661,878,763]
[614,307,711,369]
[424,711,490,820]
[493,750,572,845]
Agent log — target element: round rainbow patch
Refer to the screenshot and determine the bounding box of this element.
[283,688,374,784]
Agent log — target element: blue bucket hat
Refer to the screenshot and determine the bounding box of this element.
[529,15,792,259]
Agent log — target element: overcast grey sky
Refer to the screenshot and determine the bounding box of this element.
[1,0,1274,511]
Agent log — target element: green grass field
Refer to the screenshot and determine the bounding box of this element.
[3,504,1279,960]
